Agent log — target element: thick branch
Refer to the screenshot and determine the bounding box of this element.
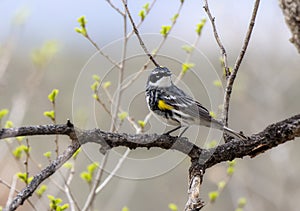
[0,123,75,139]
[205,114,300,168]
[1,114,300,210]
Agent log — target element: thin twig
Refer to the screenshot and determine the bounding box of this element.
[52,99,59,157]
[222,0,260,125]
[203,0,230,78]
[106,0,125,16]
[103,88,140,131]
[121,1,184,91]
[0,178,37,210]
[83,5,127,204]
[85,35,121,69]
[0,178,19,191]
[82,3,130,208]
[95,148,130,193]
[126,0,157,38]
[122,0,160,67]
[96,96,112,117]
[110,1,128,133]
[6,175,18,208]
[7,141,81,211]
[64,166,79,211]
[175,29,202,84]
[83,4,130,207]
[25,138,30,184]
[81,154,109,211]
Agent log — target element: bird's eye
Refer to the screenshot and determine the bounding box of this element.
[150,74,158,82]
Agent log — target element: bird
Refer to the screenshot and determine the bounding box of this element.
[145,66,246,140]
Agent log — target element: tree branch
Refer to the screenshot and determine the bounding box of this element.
[1,114,300,210]
[203,0,230,77]
[122,0,160,67]
[279,0,300,53]
[222,0,260,126]
[6,142,80,211]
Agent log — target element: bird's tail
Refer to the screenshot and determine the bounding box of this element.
[210,119,247,140]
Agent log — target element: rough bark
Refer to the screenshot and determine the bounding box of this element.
[1,114,300,210]
[279,0,300,53]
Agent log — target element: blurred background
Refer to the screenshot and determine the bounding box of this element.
[1,0,300,210]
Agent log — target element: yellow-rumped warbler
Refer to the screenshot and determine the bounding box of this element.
[146,66,246,140]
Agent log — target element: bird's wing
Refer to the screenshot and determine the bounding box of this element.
[160,87,212,122]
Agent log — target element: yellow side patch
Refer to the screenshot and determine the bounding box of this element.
[158,100,173,110]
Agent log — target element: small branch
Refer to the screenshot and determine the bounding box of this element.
[175,26,202,84]
[95,94,112,117]
[6,140,80,211]
[121,1,184,91]
[64,166,77,211]
[126,0,157,39]
[106,0,125,16]
[203,0,230,77]
[5,175,18,209]
[81,161,106,211]
[25,139,30,184]
[95,148,130,193]
[109,1,128,133]
[85,34,121,69]
[122,0,160,67]
[222,0,260,125]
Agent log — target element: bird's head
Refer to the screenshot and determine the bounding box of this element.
[146,66,173,88]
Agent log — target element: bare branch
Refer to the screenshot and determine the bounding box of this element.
[203,0,230,77]
[1,115,300,162]
[106,0,125,16]
[222,0,261,125]
[85,34,121,69]
[64,166,78,211]
[126,0,157,38]
[109,0,129,133]
[95,148,130,193]
[122,0,160,67]
[81,159,107,211]
[5,141,80,211]
[121,1,184,91]
[6,176,18,209]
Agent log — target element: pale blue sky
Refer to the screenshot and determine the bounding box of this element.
[0,0,291,53]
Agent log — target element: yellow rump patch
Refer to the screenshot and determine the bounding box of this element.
[158,100,174,110]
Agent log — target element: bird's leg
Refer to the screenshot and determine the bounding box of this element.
[179,126,189,137]
[164,125,182,136]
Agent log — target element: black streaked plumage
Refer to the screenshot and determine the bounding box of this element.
[146,66,246,140]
